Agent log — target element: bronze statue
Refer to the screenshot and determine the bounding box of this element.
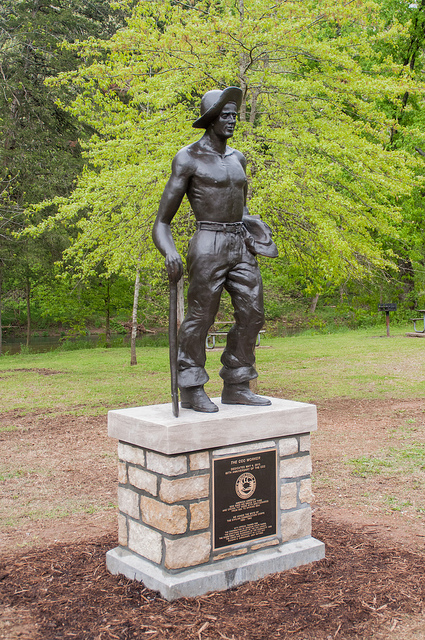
[153,87,277,413]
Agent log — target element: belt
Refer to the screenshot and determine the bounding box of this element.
[196,221,244,233]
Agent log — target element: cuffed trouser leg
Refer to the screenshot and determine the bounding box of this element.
[219,258,265,384]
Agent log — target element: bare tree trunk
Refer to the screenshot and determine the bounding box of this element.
[309,293,319,313]
[130,265,141,366]
[26,275,31,347]
[177,276,184,331]
[249,88,260,125]
[105,279,111,347]
[398,257,416,308]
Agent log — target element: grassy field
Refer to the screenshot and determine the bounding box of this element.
[0,324,424,415]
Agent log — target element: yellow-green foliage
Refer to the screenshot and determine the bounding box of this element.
[26,0,423,288]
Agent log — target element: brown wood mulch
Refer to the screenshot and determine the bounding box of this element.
[0,516,423,640]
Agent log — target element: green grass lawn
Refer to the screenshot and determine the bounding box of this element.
[257,324,425,402]
[0,324,424,414]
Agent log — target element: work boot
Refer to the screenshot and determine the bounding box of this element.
[221,381,271,406]
[180,385,219,413]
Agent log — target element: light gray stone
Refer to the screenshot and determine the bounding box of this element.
[280,482,298,510]
[189,451,210,471]
[164,532,211,570]
[281,506,312,543]
[108,398,317,455]
[299,478,313,504]
[140,495,187,535]
[118,442,145,467]
[118,461,127,485]
[189,500,210,531]
[128,520,162,564]
[280,455,312,479]
[146,451,187,476]
[106,536,325,601]
[279,437,298,457]
[118,513,128,547]
[299,434,311,453]
[118,486,139,519]
[160,475,210,504]
[213,440,276,457]
[128,466,157,496]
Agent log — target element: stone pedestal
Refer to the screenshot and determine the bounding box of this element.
[106,397,325,601]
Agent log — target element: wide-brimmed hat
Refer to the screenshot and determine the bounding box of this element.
[192,86,243,129]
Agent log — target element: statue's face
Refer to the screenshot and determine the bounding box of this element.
[211,102,237,139]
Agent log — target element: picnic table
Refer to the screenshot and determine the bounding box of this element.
[206,321,265,349]
[412,310,425,333]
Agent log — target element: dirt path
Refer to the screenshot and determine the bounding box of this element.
[0,398,424,639]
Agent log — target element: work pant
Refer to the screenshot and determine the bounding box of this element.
[177,223,265,389]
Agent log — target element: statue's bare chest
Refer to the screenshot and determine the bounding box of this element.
[189,153,246,192]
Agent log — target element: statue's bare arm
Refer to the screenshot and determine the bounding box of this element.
[152,151,193,282]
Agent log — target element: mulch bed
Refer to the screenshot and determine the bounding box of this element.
[0,515,424,640]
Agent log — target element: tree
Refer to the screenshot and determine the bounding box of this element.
[371,0,425,307]
[0,0,130,345]
[25,0,423,317]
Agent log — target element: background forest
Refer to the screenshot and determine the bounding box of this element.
[1,0,425,352]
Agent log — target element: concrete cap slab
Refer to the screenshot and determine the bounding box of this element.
[108,397,317,455]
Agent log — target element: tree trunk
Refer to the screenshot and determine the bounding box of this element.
[398,257,416,308]
[130,266,141,366]
[309,293,320,313]
[105,279,111,347]
[177,276,184,331]
[237,0,248,122]
[249,88,260,125]
[26,275,31,347]
[390,1,424,143]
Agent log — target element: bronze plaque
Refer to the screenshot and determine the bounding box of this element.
[213,449,277,550]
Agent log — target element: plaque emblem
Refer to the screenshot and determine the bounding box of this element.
[235,472,256,499]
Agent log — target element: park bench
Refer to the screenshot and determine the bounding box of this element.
[206,321,265,349]
[411,309,425,333]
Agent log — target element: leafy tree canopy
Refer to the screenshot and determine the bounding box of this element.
[26,0,423,292]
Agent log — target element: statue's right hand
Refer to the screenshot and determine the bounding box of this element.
[165,252,183,283]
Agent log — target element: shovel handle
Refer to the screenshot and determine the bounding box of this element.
[169,279,179,417]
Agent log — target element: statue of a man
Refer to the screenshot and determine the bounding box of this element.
[153,87,277,413]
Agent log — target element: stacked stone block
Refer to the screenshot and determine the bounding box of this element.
[116,432,314,573]
[117,443,211,570]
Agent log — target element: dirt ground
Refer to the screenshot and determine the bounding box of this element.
[0,397,424,639]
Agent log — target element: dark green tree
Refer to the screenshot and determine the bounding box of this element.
[366,0,425,307]
[0,0,130,346]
